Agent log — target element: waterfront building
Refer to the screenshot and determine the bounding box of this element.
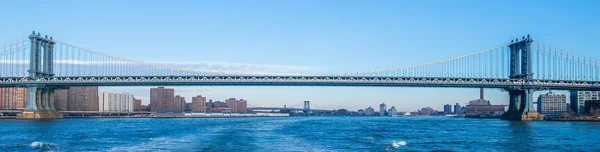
[0,88,28,110]
[98,92,134,112]
[444,104,452,114]
[174,95,185,112]
[141,105,150,111]
[150,87,175,112]
[570,91,600,115]
[225,98,248,113]
[419,107,436,115]
[537,92,567,118]
[185,103,192,112]
[465,88,504,116]
[206,100,229,112]
[454,103,461,114]
[388,106,397,116]
[191,95,207,112]
[133,98,142,111]
[379,103,387,116]
[365,106,375,116]
[67,86,99,111]
[357,109,365,115]
[584,100,600,115]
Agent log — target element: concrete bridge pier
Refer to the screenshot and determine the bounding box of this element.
[17,86,63,119]
[501,88,543,121]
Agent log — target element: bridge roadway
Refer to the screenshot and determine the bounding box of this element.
[1,75,600,90]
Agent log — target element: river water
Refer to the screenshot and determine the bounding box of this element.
[0,117,599,151]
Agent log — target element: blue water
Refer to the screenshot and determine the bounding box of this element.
[0,117,599,151]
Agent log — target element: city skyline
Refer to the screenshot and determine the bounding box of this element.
[2,1,600,111]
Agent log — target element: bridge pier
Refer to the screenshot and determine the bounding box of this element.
[17,86,63,119]
[17,31,63,120]
[501,89,543,121]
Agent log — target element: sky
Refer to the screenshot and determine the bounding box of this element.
[1,0,600,111]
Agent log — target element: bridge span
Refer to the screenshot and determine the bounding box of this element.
[2,32,600,120]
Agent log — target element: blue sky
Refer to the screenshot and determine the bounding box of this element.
[1,0,600,111]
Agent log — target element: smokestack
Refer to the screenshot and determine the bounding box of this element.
[480,88,484,99]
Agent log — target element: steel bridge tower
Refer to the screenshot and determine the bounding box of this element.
[501,35,543,120]
[16,31,64,119]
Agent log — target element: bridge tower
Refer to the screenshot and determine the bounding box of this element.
[303,101,311,116]
[501,35,543,121]
[16,31,64,119]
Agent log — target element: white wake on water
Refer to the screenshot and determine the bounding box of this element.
[391,140,407,148]
[30,142,44,148]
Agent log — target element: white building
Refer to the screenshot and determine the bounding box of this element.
[537,92,567,118]
[570,91,600,114]
[99,92,134,112]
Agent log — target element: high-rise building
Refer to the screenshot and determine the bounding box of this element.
[379,103,387,116]
[67,86,99,111]
[537,92,567,118]
[388,106,397,116]
[225,98,248,113]
[365,106,375,116]
[570,91,600,115]
[444,104,452,114]
[150,87,175,112]
[191,95,207,112]
[54,89,68,111]
[454,103,461,114]
[0,88,28,110]
[174,95,185,111]
[133,98,142,111]
[99,92,134,112]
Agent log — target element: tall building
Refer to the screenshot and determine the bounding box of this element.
[388,106,397,116]
[0,88,28,110]
[174,95,185,111]
[570,91,600,115]
[133,98,142,111]
[99,92,134,112]
[537,92,567,118]
[150,87,175,112]
[54,89,68,111]
[453,103,461,114]
[225,98,248,113]
[364,106,375,116]
[67,86,99,111]
[191,95,207,112]
[379,103,387,116]
[443,104,452,114]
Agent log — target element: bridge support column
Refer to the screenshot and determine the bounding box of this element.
[17,31,63,120]
[501,89,543,121]
[18,86,63,119]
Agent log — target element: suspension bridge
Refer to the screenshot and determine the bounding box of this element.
[1,31,599,120]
